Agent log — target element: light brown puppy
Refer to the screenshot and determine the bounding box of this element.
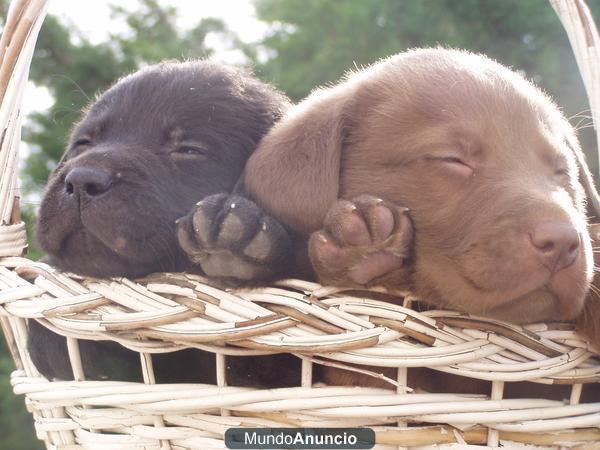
[245,48,600,350]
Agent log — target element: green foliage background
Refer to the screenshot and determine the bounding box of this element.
[1,0,599,448]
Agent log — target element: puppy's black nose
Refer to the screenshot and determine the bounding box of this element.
[65,167,112,198]
[529,221,580,273]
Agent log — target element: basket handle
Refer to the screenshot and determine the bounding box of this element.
[551,0,600,224]
[0,0,48,257]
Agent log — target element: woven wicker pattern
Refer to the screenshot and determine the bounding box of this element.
[2,256,600,448]
[1,0,600,449]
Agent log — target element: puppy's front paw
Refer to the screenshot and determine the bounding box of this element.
[309,195,413,286]
[177,194,291,282]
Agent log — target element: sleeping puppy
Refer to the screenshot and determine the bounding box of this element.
[244,48,600,351]
[37,61,291,281]
[28,60,297,384]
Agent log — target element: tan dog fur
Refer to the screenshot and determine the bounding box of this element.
[246,48,600,352]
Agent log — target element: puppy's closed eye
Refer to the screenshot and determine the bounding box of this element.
[62,137,93,161]
[426,154,473,177]
[171,143,217,161]
[554,167,571,186]
[72,137,93,148]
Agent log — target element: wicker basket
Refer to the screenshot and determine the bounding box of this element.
[1,1,600,449]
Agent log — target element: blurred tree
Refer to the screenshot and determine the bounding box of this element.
[252,0,600,173]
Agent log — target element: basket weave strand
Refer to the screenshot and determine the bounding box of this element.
[1,1,600,449]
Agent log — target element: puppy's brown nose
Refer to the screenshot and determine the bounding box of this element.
[65,167,112,198]
[529,221,580,272]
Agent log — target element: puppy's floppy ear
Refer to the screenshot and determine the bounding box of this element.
[245,85,354,234]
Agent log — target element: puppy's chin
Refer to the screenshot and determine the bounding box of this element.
[412,251,591,324]
[44,228,174,278]
[38,211,188,278]
[483,287,584,323]
[36,176,191,278]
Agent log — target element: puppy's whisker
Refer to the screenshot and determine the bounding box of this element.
[48,73,91,103]
[573,116,593,130]
[568,109,592,120]
[574,123,596,132]
[588,284,600,298]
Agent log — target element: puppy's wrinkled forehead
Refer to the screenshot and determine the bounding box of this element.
[367,50,550,120]
[72,62,256,145]
[352,50,583,198]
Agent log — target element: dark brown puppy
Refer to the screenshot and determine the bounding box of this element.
[245,48,600,350]
[37,61,290,281]
[29,60,296,383]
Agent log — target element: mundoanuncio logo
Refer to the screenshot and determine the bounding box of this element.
[225,427,375,449]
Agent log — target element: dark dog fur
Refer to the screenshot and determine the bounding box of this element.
[37,60,288,278]
[28,60,298,384]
